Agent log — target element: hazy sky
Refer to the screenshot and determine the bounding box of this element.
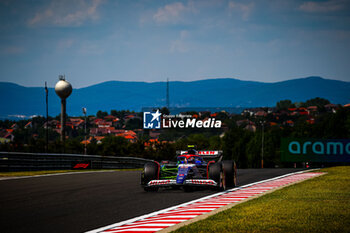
[0,0,349,88]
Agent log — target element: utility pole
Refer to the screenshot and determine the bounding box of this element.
[82,107,87,155]
[45,82,49,153]
[260,121,265,168]
[166,78,170,109]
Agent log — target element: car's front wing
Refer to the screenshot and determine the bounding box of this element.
[145,179,218,187]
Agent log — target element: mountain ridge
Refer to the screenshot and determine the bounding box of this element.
[0,76,349,118]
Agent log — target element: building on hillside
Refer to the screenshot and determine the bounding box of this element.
[236,119,253,127]
[81,136,93,145]
[324,104,338,113]
[255,111,267,117]
[288,107,309,116]
[284,120,295,127]
[306,117,315,124]
[10,123,18,129]
[144,139,160,148]
[241,108,265,117]
[90,127,108,136]
[94,136,105,144]
[244,123,256,132]
[69,118,85,129]
[269,122,278,126]
[307,106,318,113]
[24,121,32,129]
[56,122,74,130]
[0,129,14,143]
[43,120,59,129]
[104,115,119,122]
[116,130,138,143]
[97,121,113,128]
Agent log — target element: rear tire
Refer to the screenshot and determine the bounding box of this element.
[222,160,237,189]
[209,162,224,190]
[142,162,159,192]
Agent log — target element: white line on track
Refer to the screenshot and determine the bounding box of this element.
[0,170,116,181]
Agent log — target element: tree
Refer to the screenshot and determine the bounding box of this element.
[154,143,176,161]
[101,135,129,156]
[96,110,108,119]
[209,136,222,149]
[66,139,83,154]
[87,140,102,155]
[223,127,253,168]
[125,118,142,129]
[245,133,262,168]
[160,107,170,115]
[295,102,306,108]
[110,110,118,117]
[186,134,210,149]
[262,128,285,168]
[305,97,330,108]
[0,119,15,128]
[215,112,229,121]
[317,107,350,138]
[276,100,295,111]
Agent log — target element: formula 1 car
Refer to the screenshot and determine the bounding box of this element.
[141,149,237,192]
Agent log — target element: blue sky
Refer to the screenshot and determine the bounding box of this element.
[0,0,349,88]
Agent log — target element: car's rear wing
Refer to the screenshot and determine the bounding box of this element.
[176,150,223,161]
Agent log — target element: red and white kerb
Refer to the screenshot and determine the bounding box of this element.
[86,171,324,233]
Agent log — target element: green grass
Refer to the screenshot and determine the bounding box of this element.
[0,168,142,177]
[173,166,350,233]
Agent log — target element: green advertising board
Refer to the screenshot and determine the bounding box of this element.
[281,138,350,162]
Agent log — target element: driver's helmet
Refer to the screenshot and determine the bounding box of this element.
[194,156,202,165]
[177,157,187,164]
[188,149,197,155]
[187,156,195,163]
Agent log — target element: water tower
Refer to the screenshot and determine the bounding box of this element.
[55,75,72,143]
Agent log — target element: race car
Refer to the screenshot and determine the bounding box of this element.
[141,149,237,192]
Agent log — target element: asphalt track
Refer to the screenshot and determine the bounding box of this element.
[0,168,304,233]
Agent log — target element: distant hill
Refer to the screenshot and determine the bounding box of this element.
[0,76,349,118]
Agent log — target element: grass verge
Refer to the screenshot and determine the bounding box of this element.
[0,168,142,177]
[173,166,350,233]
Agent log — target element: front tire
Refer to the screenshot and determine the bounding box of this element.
[141,162,159,192]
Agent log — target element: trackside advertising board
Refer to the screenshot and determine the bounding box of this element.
[281,138,350,162]
[72,161,92,169]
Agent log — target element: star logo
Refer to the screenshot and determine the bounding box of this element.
[150,109,161,122]
[143,110,162,129]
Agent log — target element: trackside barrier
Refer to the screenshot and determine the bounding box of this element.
[0,152,153,171]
